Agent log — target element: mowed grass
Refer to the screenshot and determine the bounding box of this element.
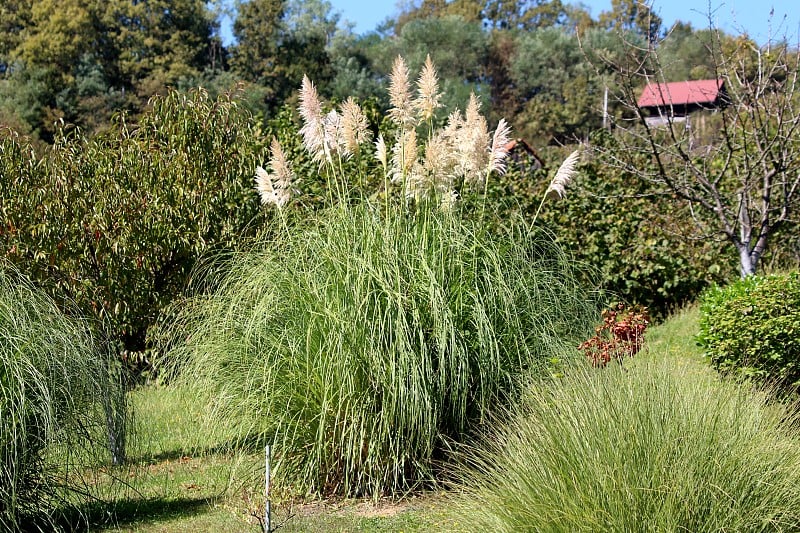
[93,385,460,532]
[642,305,705,363]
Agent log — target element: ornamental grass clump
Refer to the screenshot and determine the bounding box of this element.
[158,55,598,499]
[453,360,800,531]
[160,206,598,498]
[0,267,126,530]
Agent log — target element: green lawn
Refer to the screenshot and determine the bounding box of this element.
[91,307,710,532]
[90,381,461,532]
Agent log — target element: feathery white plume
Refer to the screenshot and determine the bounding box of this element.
[299,75,325,161]
[375,134,388,170]
[458,93,490,187]
[414,54,441,122]
[322,109,343,157]
[340,97,370,156]
[255,138,295,208]
[488,118,512,175]
[546,149,581,200]
[390,129,418,184]
[388,56,414,128]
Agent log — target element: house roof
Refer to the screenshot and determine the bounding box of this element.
[637,79,724,108]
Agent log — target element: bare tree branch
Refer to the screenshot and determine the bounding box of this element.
[588,19,800,277]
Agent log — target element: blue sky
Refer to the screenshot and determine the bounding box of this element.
[328,0,799,42]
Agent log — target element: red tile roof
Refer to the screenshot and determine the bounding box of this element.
[637,79,724,108]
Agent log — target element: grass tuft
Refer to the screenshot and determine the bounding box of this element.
[0,266,125,530]
[453,358,800,531]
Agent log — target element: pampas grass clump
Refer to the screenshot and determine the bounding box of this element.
[0,267,124,530]
[161,206,598,498]
[453,360,800,531]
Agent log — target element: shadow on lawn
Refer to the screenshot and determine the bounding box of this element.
[66,495,217,530]
[129,438,256,464]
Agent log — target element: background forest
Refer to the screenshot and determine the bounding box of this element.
[1,0,798,360]
[0,0,729,144]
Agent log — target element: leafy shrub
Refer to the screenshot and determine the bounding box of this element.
[159,205,599,498]
[698,272,800,389]
[454,361,800,531]
[486,134,732,318]
[0,266,125,530]
[0,88,268,361]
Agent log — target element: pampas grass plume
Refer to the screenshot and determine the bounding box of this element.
[546,149,580,200]
[375,134,388,171]
[255,138,295,208]
[531,148,581,224]
[388,56,414,128]
[459,93,490,187]
[488,118,511,176]
[415,54,441,122]
[340,97,370,156]
[299,74,325,160]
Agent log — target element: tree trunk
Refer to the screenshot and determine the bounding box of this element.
[738,243,757,278]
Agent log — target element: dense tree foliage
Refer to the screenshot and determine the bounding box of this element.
[0,89,267,358]
[0,0,218,138]
[0,0,752,144]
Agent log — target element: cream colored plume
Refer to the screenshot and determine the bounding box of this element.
[488,118,512,175]
[388,56,414,128]
[414,54,441,122]
[546,149,581,200]
[340,97,371,156]
[422,130,457,195]
[255,138,295,208]
[457,93,490,187]
[390,129,418,184]
[322,109,343,157]
[299,75,326,161]
[375,134,388,171]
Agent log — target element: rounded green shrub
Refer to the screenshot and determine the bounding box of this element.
[698,271,800,389]
[160,204,599,498]
[0,267,124,530]
[454,361,800,531]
